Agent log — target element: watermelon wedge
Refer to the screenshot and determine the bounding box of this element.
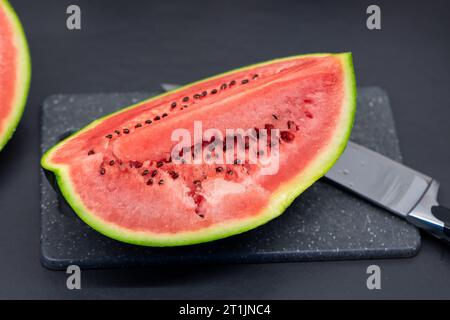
[41,53,356,246]
[0,0,30,151]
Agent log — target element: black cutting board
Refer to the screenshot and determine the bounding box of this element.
[40,87,420,270]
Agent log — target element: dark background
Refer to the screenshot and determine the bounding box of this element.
[1,0,449,299]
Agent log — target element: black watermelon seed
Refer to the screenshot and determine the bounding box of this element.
[281,131,295,143]
[142,170,149,176]
[109,160,115,166]
[305,111,313,118]
[211,89,218,94]
[100,168,106,175]
[201,91,207,97]
[135,123,142,128]
[162,113,168,118]
[182,97,189,102]
[183,105,188,109]
[193,180,201,186]
[157,161,164,168]
[154,115,161,121]
[216,167,223,173]
[287,120,295,129]
[227,169,233,175]
[253,128,260,139]
[220,83,227,90]
[158,179,164,185]
[193,94,201,99]
[272,114,278,120]
[106,134,113,139]
[241,79,249,84]
[123,128,130,134]
[151,170,158,177]
[88,150,95,156]
[134,161,143,168]
[171,102,177,108]
[114,130,121,135]
[145,120,152,124]
[252,74,259,79]
[147,179,153,186]
[229,80,236,86]
[169,171,179,179]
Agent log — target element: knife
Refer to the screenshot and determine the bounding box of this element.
[326,141,450,244]
[160,83,450,244]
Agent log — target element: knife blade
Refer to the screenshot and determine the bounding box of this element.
[160,83,450,243]
[325,142,450,243]
[325,141,430,218]
[161,83,181,92]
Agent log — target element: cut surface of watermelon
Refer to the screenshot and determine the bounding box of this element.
[0,0,30,151]
[42,53,356,246]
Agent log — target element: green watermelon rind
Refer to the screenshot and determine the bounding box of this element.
[41,53,356,247]
[0,0,31,152]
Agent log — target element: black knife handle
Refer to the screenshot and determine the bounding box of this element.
[431,205,450,238]
[406,180,450,245]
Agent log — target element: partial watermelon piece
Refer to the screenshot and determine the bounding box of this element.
[0,0,30,151]
[42,53,356,246]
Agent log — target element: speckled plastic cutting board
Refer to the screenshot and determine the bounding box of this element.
[40,87,421,270]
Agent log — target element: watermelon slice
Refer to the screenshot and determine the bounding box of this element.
[0,0,31,151]
[41,53,356,246]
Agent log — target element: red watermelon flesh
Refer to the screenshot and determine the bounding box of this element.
[42,53,356,246]
[0,0,30,151]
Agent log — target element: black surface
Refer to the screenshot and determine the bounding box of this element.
[1,0,450,298]
[40,88,420,270]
